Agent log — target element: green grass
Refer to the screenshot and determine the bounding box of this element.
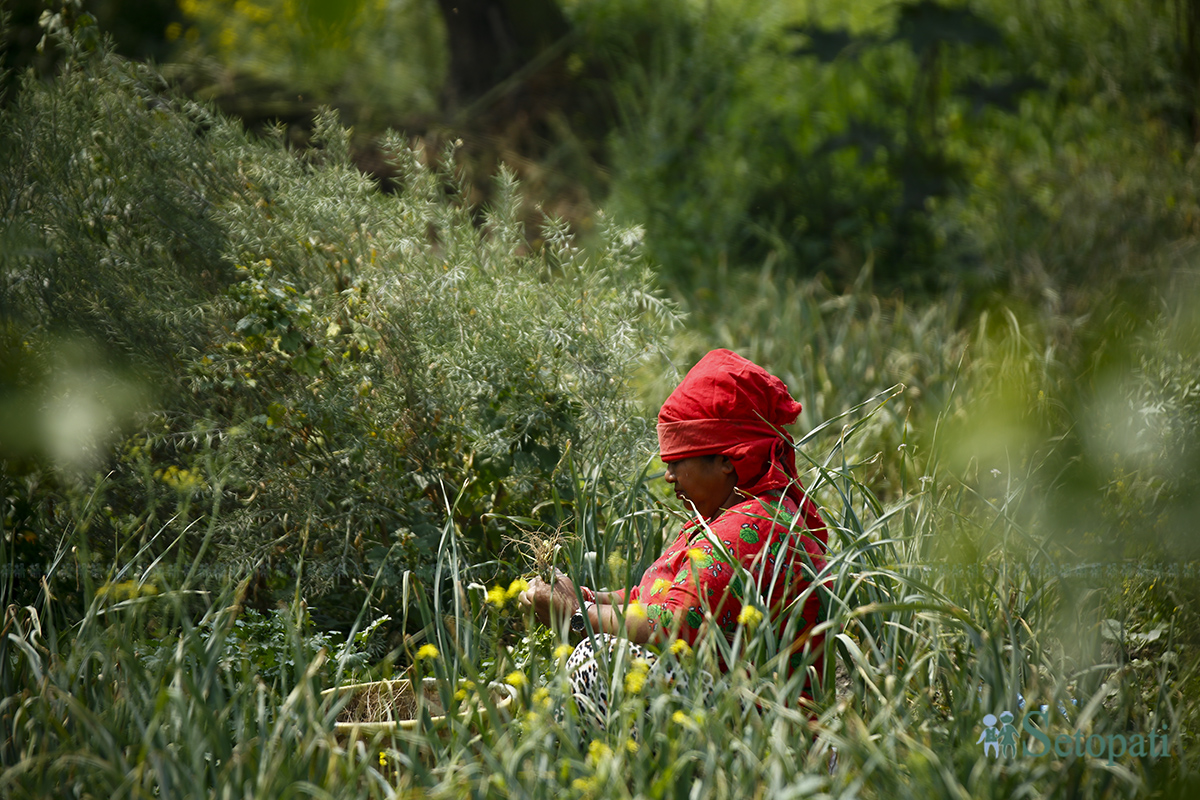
[5,385,1197,798]
[6,255,1200,796]
[4,3,1200,797]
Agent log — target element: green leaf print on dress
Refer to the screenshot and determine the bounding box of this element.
[647,604,673,630]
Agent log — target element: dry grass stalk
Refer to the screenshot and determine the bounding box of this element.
[502,522,573,582]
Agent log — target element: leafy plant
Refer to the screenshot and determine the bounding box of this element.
[206,604,389,689]
[167,0,446,128]
[0,23,677,631]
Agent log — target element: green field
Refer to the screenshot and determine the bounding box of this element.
[2,1,1198,797]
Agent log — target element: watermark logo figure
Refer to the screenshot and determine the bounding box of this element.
[977,713,1001,757]
[999,711,1018,757]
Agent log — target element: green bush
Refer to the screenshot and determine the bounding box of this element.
[589,0,1035,287]
[0,27,675,626]
[578,0,1199,300]
[166,0,446,128]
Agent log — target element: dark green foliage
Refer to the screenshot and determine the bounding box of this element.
[592,0,1200,294]
[1079,279,1200,562]
[209,604,386,689]
[0,45,233,372]
[594,0,1035,287]
[0,29,675,629]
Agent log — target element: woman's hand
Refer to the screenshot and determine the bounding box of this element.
[517,570,580,628]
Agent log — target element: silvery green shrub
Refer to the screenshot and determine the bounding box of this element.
[0,29,676,624]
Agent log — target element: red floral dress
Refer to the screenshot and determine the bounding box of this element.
[625,490,827,675]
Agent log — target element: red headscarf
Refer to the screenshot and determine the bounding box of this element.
[657,349,805,500]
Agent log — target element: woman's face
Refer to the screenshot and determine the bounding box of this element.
[664,455,738,520]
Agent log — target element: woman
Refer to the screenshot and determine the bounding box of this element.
[519,349,827,719]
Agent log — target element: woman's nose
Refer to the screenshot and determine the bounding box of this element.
[664,464,676,483]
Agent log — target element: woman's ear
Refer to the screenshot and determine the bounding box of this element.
[716,454,736,476]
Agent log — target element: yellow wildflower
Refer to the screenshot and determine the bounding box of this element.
[507,577,530,598]
[669,638,693,657]
[737,604,764,629]
[624,661,648,694]
[218,25,236,52]
[378,751,387,767]
[486,585,508,608]
[416,643,439,660]
[626,601,647,620]
[554,644,574,660]
[96,580,159,602]
[625,738,639,754]
[532,687,551,708]
[505,670,527,688]
[156,465,205,493]
[572,777,598,795]
[587,740,612,766]
[234,0,272,25]
[671,708,705,729]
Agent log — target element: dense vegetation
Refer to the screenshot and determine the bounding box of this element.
[2,1,1199,798]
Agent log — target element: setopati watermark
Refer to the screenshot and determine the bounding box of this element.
[977,709,1174,765]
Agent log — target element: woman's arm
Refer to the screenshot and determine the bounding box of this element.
[517,574,582,627]
[583,600,654,644]
[517,579,654,643]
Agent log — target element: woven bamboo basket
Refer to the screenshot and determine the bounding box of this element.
[324,677,516,736]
